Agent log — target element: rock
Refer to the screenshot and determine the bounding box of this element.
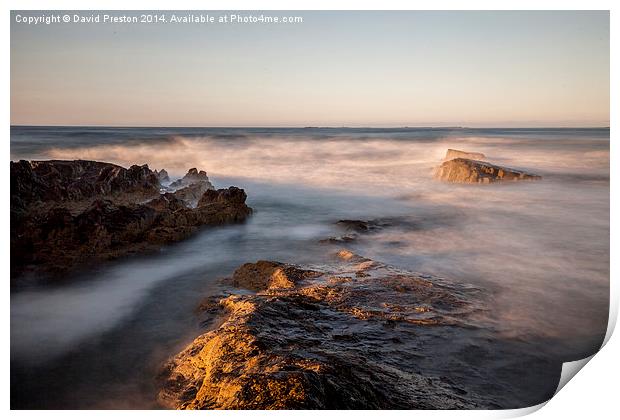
[10,160,252,280]
[166,168,215,206]
[335,249,368,261]
[158,253,488,409]
[336,219,377,232]
[198,186,248,207]
[320,219,387,244]
[443,149,486,161]
[144,192,187,212]
[169,168,213,190]
[171,183,211,207]
[434,158,542,184]
[155,169,170,184]
[230,260,321,291]
[10,159,161,210]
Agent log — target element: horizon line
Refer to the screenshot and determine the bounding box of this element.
[9,124,611,130]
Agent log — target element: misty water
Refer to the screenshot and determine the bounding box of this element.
[10,127,609,409]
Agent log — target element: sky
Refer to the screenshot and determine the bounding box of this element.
[10,11,610,127]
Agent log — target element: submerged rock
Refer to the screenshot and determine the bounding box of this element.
[434,158,542,184]
[336,219,384,232]
[10,160,252,280]
[321,219,388,244]
[159,252,487,409]
[444,149,486,161]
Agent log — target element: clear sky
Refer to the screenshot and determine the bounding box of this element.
[10,11,609,127]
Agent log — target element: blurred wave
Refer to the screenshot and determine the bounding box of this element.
[10,126,609,408]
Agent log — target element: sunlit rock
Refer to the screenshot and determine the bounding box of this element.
[434,158,541,184]
[158,253,488,409]
[230,260,321,291]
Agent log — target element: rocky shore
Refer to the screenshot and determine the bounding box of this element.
[158,251,487,409]
[10,160,252,280]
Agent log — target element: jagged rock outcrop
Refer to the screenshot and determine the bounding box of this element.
[435,158,542,184]
[10,160,252,280]
[159,252,488,409]
[443,149,486,161]
[198,187,247,207]
[166,168,215,206]
[10,160,160,211]
[155,169,170,184]
[170,183,210,207]
[169,168,213,190]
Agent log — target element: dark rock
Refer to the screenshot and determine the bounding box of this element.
[337,219,372,232]
[336,219,386,232]
[155,169,170,184]
[320,219,387,244]
[10,160,252,280]
[169,168,213,190]
[166,168,215,206]
[144,192,186,212]
[171,183,210,207]
[10,159,160,210]
[198,186,247,207]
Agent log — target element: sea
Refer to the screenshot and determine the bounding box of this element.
[9,126,610,409]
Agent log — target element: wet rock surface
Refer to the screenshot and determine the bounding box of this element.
[169,168,213,190]
[159,252,489,409]
[11,160,251,280]
[165,168,215,206]
[11,159,161,210]
[435,158,542,184]
[229,260,322,291]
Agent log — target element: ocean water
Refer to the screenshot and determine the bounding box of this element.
[10,126,609,409]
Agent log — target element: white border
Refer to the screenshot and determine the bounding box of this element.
[0,0,616,11]
[3,1,616,419]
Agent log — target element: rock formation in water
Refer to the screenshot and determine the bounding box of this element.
[435,158,542,184]
[169,168,213,189]
[443,149,486,161]
[158,251,487,409]
[11,160,161,210]
[166,168,215,206]
[10,160,251,279]
[230,260,322,291]
[320,219,388,244]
